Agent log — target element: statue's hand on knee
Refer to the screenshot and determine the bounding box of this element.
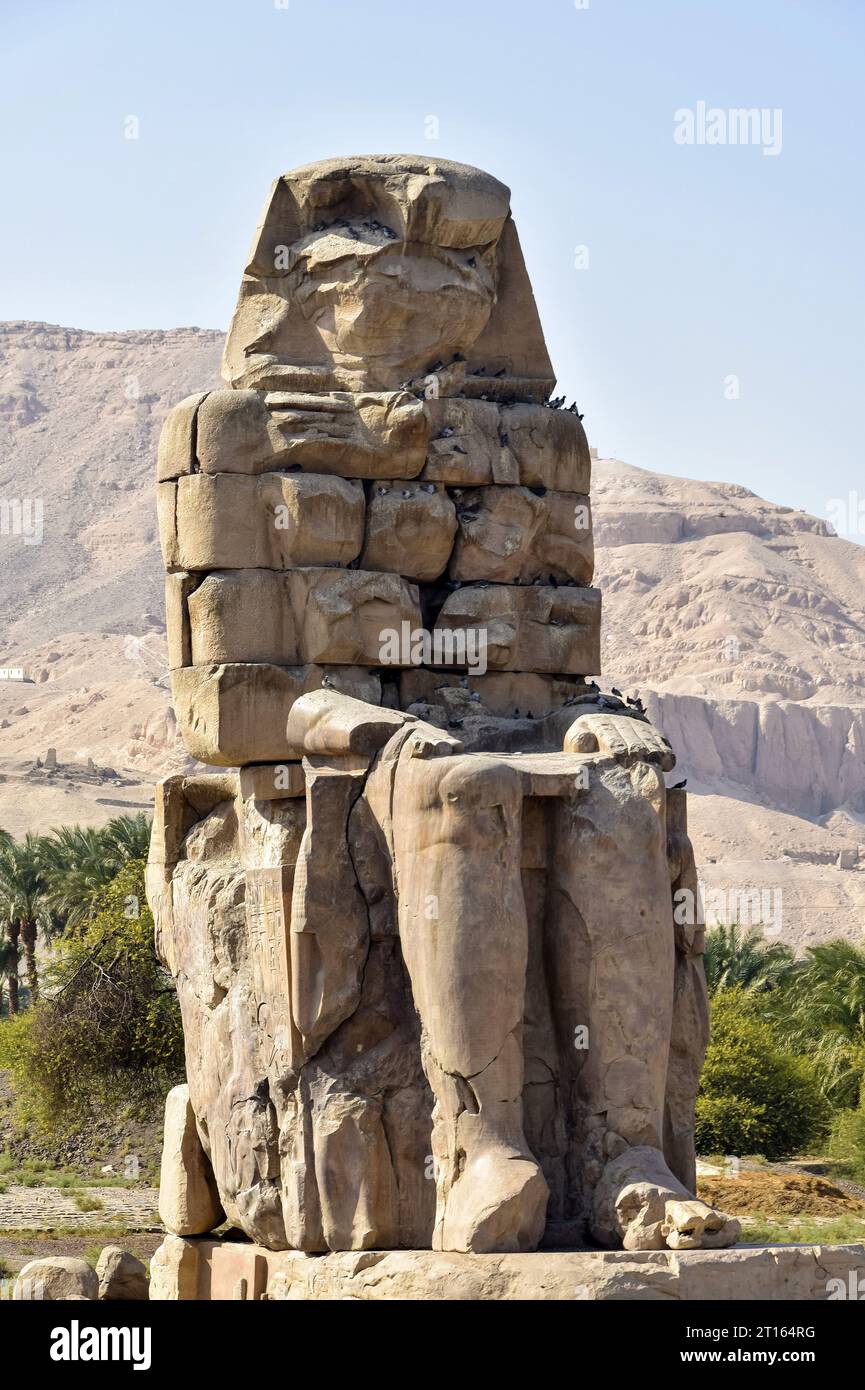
[286,688,461,761]
[561,711,675,771]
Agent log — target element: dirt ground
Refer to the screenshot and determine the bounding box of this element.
[697,1170,865,1218]
[0,1231,163,1276]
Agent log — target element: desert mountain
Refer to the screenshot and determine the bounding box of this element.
[0,322,862,943]
[592,459,865,946]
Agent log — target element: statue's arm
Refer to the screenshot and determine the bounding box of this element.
[548,704,676,772]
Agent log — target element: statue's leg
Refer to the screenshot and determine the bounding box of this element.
[548,757,738,1250]
[391,752,549,1253]
[663,786,709,1192]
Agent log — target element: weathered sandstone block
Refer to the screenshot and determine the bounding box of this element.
[199,387,430,479]
[159,472,364,571]
[13,1257,99,1302]
[165,571,199,669]
[450,486,593,584]
[156,391,209,482]
[178,569,421,669]
[435,584,601,674]
[361,481,456,581]
[96,1247,150,1301]
[502,403,591,492]
[422,398,500,485]
[158,1084,225,1237]
[196,389,284,474]
[148,1234,201,1302]
[148,1237,865,1302]
[171,662,381,765]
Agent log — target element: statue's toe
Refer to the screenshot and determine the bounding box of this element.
[663,1199,741,1250]
[441,1153,549,1254]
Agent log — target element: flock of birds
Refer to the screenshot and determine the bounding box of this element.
[311,216,399,241]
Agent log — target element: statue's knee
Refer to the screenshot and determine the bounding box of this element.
[438,758,523,814]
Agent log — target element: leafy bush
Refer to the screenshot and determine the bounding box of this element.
[696,988,828,1159]
[768,941,865,1110]
[827,1090,865,1183]
[74,1193,104,1213]
[0,860,183,1129]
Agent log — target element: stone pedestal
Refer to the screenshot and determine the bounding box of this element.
[150,1235,865,1302]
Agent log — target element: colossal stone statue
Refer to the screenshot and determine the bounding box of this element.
[148,155,739,1257]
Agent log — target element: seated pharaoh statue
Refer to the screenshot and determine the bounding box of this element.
[148,154,739,1256]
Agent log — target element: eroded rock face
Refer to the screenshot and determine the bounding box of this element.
[96,1247,150,1301]
[14,1257,99,1301]
[148,155,729,1261]
[149,1237,864,1302]
[149,767,435,1251]
[158,1085,226,1237]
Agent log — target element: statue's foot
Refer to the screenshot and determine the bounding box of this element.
[592,1145,740,1252]
[440,1148,549,1254]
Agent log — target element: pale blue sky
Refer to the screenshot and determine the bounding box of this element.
[1,0,862,526]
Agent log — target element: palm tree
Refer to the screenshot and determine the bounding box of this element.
[776,940,865,1108]
[101,812,151,865]
[38,813,151,930]
[0,936,19,1016]
[0,833,51,1001]
[703,922,796,996]
[38,824,114,928]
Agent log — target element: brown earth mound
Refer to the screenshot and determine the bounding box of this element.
[697,1171,864,1218]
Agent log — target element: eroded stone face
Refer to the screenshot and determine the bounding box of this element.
[148,155,725,1265]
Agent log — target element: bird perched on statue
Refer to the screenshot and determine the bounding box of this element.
[611,687,623,698]
[671,779,687,789]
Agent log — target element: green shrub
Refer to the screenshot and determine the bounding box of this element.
[0,860,183,1130]
[696,988,828,1159]
[74,1193,104,1213]
[827,1098,865,1183]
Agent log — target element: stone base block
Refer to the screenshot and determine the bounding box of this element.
[150,1236,865,1302]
